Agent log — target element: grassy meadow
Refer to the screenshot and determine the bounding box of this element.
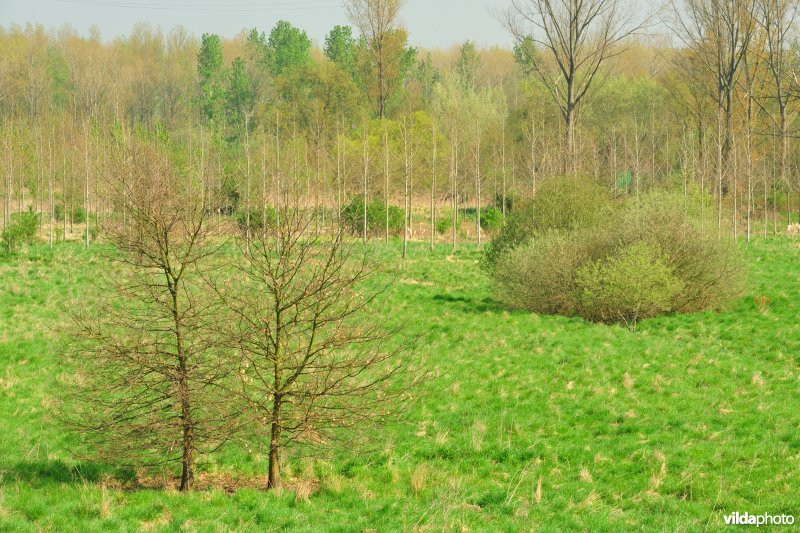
[1,237,799,531]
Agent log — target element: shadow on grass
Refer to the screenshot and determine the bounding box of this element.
[431,293,503,314]
[0,460,134,486]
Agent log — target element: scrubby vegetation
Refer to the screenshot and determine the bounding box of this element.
[1,211,39,253]
[341,196,405,237]
[489,184,744,325]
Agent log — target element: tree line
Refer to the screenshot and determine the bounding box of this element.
[2,0,800,250]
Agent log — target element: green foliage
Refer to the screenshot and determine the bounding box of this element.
[492,230,589,316]
[53,203,65,223]
[615,192,745,313]
[2,211,39,253]
[575,242,683,326]
[341,196,404,237]
[325,25,357,78]
[493,192,515,213]
[479,207,503,233]
[197,33,227,124]
[490,191,744,324]
[225,57,254,132]
[483,177,612,270]
[267,20,312,78]
[235,207,277,233]
[72,207,87,224]
[513,36,537,77]
[435,216,451,235]
[455,40,480,92]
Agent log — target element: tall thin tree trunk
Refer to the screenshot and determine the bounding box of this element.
[475,124,481,248]
[430,122,436,252]
[362,122,369,244]
[384,125,390,242]
[267,394,282,490]
[84,126,90,248]
[245,116,251,254]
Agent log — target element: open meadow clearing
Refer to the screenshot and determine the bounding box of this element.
[1,237,799,531]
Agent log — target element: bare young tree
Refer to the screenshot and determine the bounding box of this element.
[503,0,647,173]
[216,205,416,490]
[65,142,233,492]
[346,0,407,118]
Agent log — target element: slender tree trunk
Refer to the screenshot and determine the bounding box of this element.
[384,125,390,242]
[402,118,409,259]
[430,122,436,252]
[475,125,481,248]
[267,394,282,490]
[48,141,53,248]
[452,136,458,253]
[174,285,194,493]
[501,122,507,218]
[84,127,90,248]
[362,122,369,244]
[245,116,251,254]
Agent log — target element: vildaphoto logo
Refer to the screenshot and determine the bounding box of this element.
[723,512,795,527]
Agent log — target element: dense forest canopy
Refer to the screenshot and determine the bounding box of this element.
[1,0,798,245]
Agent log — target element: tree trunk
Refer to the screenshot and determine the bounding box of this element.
[475,128,481,248]
[267,394,282,490]
[565,108,575,176]
[430,122,436,252]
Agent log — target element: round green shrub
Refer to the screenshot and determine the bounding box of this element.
[435,216,452,235]
[479,207,503,233]
[575,242,683,326]
[2,211,40,253]
[483,177,613,270]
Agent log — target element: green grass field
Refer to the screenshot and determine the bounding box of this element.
[1,238,799,531]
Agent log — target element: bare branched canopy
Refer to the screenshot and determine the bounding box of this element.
[345,0,407,117]
[503,0,649,172]
[66,141,233,492]
[216,205,418,490]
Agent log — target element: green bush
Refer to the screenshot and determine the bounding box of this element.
[490,190,744,325]
[484,177,612,270]
[615,192,745,313]
[236,207,278,233]
[492,230,590,316]
[341,196,404,237]
[575,242,683,326]
[73,207,87,224]
[479,207,503,233]
[2,211,40,253]
[435,216,452,235]
[494,192,516,213]
[52,204,87,224]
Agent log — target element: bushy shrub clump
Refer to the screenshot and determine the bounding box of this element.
[575,242,683,326]
[489,189,744,326]
[479,207,503,233]
[341,196,404,237]
[483,177,613,269]
[235,207,277,233]
[435,216,452,235]
[2,211,40,253]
